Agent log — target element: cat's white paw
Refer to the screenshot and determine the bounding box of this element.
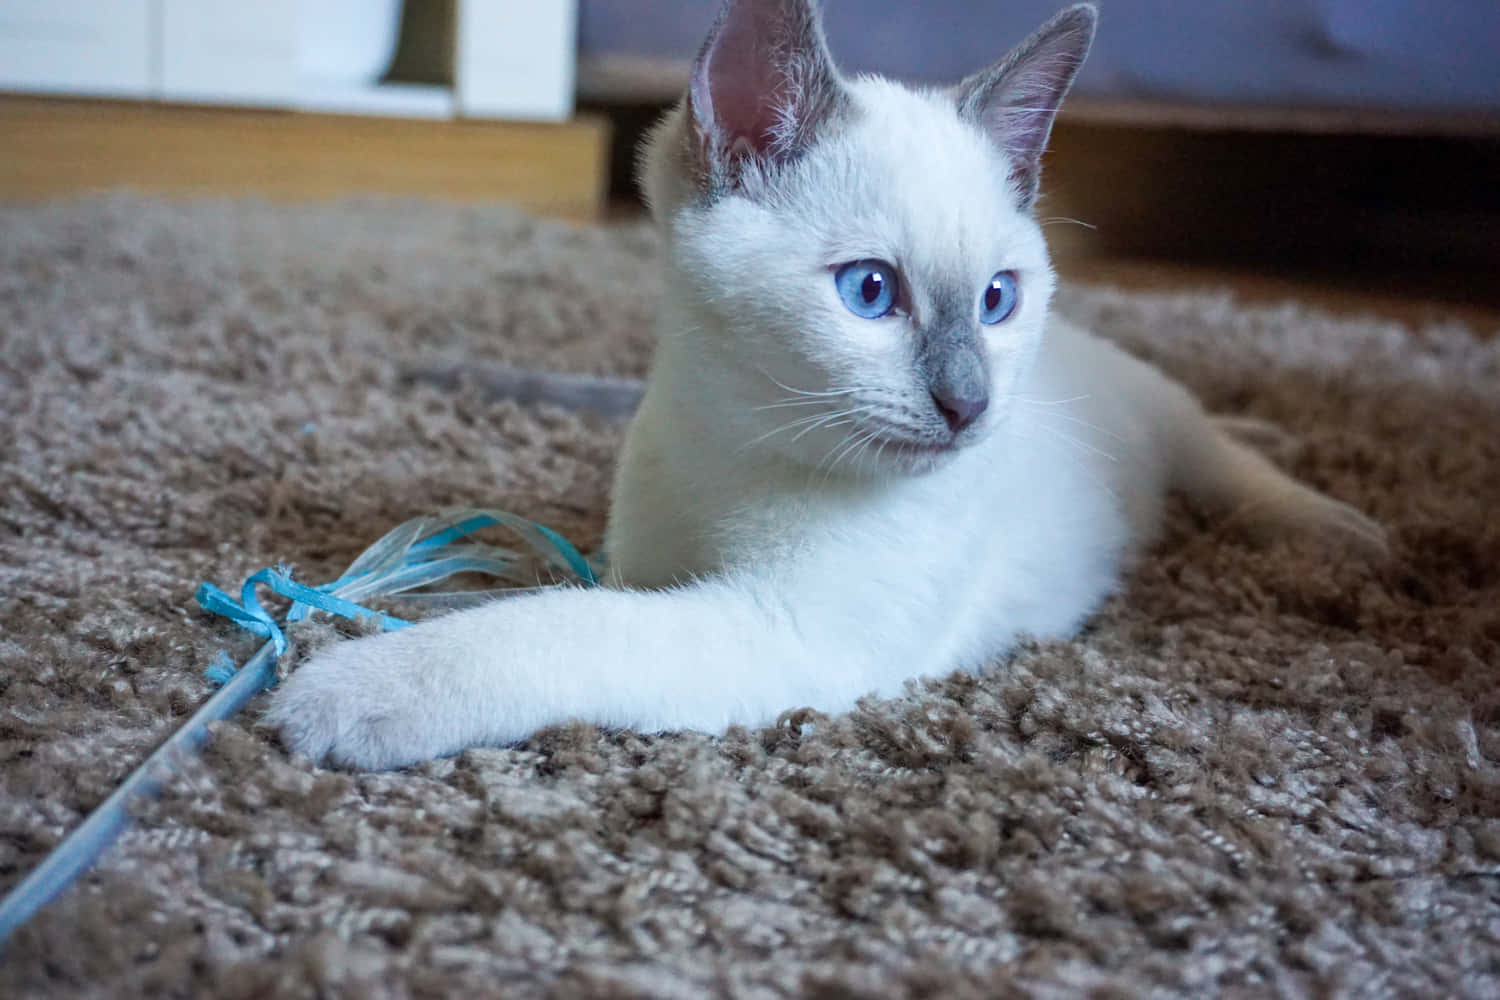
[265,629,476,770]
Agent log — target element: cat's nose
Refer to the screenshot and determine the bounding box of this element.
[932,390,988,432]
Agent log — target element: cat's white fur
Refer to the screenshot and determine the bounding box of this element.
[268,2,1382,770]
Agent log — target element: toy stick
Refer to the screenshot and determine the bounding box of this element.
[0,508,594,950]
[0,641,278,945]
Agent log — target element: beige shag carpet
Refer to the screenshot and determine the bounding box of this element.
[2,196,1498,998]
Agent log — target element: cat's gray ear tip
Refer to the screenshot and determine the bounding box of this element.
[1054,4,1100,37]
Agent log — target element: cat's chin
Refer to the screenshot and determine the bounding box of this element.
[886,441,964,476]
[859,432,974,477]
[777,433,960,481]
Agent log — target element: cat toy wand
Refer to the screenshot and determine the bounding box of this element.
[0,507,597,950]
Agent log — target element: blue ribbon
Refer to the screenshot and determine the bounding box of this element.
[195,567,411,660]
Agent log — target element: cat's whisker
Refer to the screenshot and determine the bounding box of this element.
[1020,401,1128,445]
[755,368,852,399]
[754,395,849,412]
[790,414,864,444]
[814,438,857,484]
[812,430,858,482]
[1031,421,1120,465]
[766,410,840,434]
[737,415,824,454]
[851,427,887,473]
[838,431,873,475]
[800,420,875,491]
[818,426,883,483]
[738,417,831,453]
[1008,426,1121,502]
[737,405,870,455]
[1040,216,1097,231]
[1007,392,1092,408]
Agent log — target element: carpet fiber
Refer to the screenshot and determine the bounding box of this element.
[2,196,1498,997]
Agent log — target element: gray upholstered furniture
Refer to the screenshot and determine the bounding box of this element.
[577,1,1500,125]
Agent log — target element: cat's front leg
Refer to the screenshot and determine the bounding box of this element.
[265,575,857,770]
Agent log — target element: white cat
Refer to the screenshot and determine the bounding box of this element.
[268,0,1383,770]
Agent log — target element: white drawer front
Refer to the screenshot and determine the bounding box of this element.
[0,0,152,97]
[158,0,298,106]
[456,0,577,122]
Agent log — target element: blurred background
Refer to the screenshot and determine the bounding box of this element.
[2,0,1497,320]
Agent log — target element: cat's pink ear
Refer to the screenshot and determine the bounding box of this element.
[688,0,845,184]
[956,4,1096,210]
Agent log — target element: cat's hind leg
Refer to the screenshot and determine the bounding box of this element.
[1172,407,1387,555]
[1212,415,1291,450]
[1036,323,1384,557]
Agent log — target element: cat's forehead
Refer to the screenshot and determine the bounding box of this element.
[849,79,1005,191]
[785,77,1036,271]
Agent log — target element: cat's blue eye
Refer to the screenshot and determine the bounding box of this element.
[834,259,898,319]
[980,271,1020,325]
